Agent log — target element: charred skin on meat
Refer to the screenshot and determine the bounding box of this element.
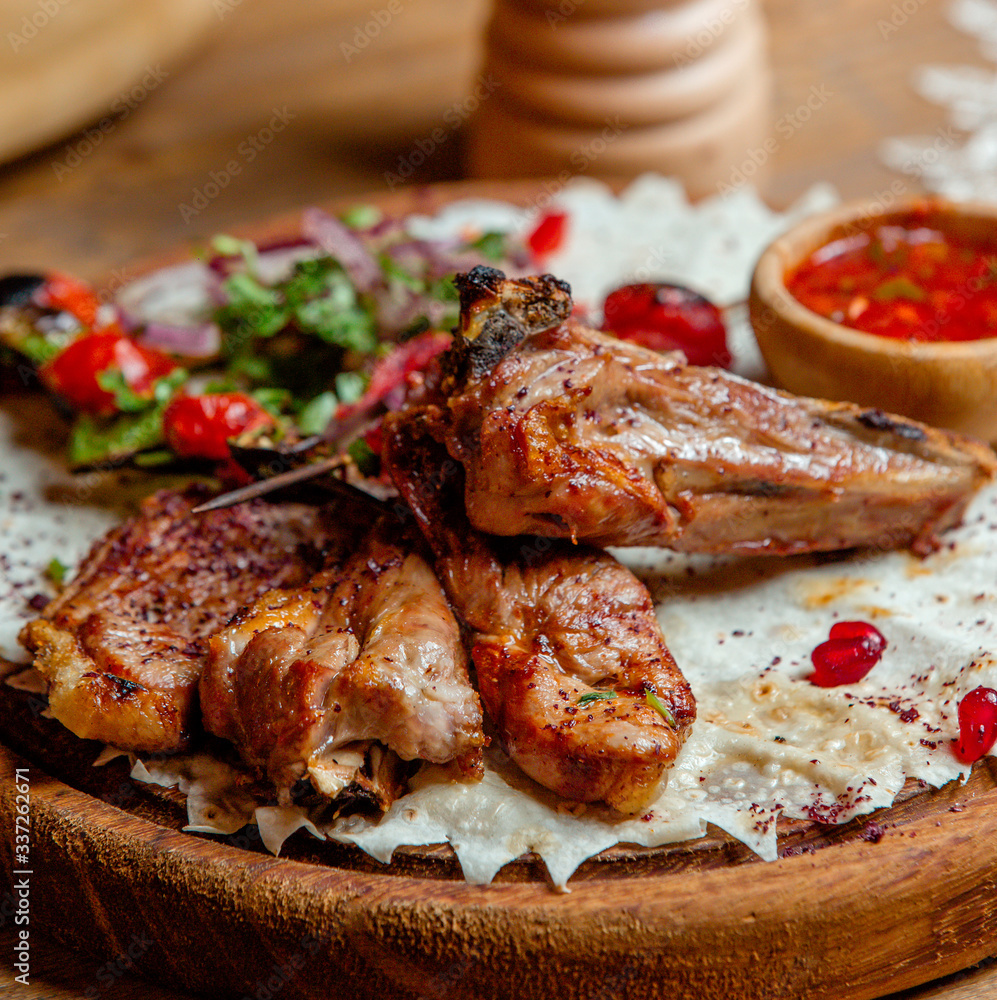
[436,267,996,556]
[20,489,334,752]
[383,409,695,814]
[200,499,485,798]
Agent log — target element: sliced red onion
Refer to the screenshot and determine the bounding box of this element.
[256,235,313,254]
[364,215,406,240]
[137,321,220,358]
[208,241,320,285]
[115,261,223,358]
[116,261,215,330]
[300,208,382,292]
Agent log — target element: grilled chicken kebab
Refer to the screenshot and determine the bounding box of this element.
[20,489,333,753]
[21,486,484,811]
[431,266,996,556]
[200,494,484,802]
[383,411,695,814]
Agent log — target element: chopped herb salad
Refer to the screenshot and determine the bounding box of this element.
[0,205,536,472]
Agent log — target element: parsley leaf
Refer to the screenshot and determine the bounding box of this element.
[297,391,338,435]
[645,690,677,727]
[347,437,379,477]
[334,371,366,405]
[96,369,154,413]
[67,369,187,468]
[578,691,617,708]
[69,408,168,468]
[45,558,68,587]
[470,231,508,262]
[19,333,65,366]
[340,204,382,229]
[210,234,259,272]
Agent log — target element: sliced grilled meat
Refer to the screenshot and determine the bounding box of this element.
[383,408,695,814]
[200,506,485,797]
[19,488,333,752]
[435,267,996,555]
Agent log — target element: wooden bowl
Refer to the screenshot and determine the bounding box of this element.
[749,197,997,441]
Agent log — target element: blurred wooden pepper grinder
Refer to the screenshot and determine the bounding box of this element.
[466,0,771,197]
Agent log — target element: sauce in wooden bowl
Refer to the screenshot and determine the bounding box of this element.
[785,207,997,343]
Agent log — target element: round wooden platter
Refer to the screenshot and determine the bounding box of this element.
[2,687,997,1000]
[3,179,997,999]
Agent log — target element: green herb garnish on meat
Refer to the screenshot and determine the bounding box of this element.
[45,558,68,586]
[578,691,617,708]
[645,690,677,727]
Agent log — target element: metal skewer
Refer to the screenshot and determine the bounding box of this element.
[190,452,348,513]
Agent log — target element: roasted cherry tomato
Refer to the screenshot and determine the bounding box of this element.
[163,393,273,460]
[527,211,569,261]
[37,272,103,327]
[40,330,177,416]
[601,282,731,368]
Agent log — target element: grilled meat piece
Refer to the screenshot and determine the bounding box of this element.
[200,505,485,797]
[383,409,695,814]
[20,489,333,752]
[305,741,408,813]
[435,267,997,555]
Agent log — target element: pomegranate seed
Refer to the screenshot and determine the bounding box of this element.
[828,620,888,651]
[809,620,886,687]
[953,686,997,764]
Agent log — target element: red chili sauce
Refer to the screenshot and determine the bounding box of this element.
[785,217,997,342]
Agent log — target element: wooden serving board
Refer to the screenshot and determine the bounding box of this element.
[2,181,997,1000]
[2,685,997,1000]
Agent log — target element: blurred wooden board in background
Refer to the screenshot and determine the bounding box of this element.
[0,0,988,279]
[0,0,217,165]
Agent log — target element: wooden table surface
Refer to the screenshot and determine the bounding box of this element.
[1,0,996,997]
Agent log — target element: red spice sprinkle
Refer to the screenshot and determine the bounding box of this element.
[809,621,886,687]
[860,821,886,844]
[952,686,997,764]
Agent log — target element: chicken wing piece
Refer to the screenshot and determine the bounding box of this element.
[200,504,485,797]
[382,408,695,814]
[19,488,334,752]
[435,266,997,555]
